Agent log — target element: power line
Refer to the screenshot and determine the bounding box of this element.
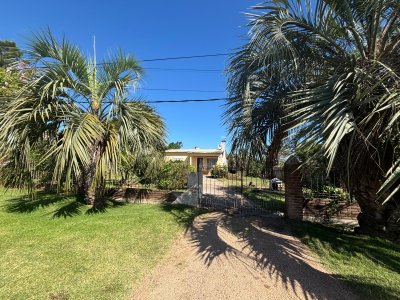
[33,52,232,68]
[145,67,222,72]
[140,53,231,62]
[145,98,227,103]
[74,97,228,104]
[141,88,226,93]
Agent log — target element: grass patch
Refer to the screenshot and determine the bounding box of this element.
[0,189,199,299]
[243,189,285,212]
[290,221,400,299]
[220,176,271,190]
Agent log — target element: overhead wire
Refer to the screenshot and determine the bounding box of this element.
[74,97,228,104]
[141,88,225,93]
[30,52,231,103]
[33,52,231,68]
[139,53,231,62]
[145,67,222,72]
[145,98,227,103]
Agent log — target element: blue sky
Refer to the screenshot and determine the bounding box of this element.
[0,0,251,150]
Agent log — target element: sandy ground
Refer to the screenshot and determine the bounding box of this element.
[132,213,356,300]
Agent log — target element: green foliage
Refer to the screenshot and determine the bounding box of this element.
[297,145,329,183]
[322,186,350,202]
[210,165,228,178]
[0,40,22,67]
[156,161,191,190]
[119,151,164,183]
[166,141,183,149]
[246,160,263,177]
[0,68,22,97]
[0,140,55,189]
[228,151,264,177]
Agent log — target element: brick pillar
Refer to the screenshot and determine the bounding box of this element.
[284,156,304,220]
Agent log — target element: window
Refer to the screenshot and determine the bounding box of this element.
[206,158,218,170]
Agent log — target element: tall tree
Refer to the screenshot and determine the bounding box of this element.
[0,41,22,67]
[166,141,183,149]
[226,0,400,237]
[0,30,165,208]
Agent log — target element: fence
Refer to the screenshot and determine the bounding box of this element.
[284,156,361,222]
[199,171,285,215]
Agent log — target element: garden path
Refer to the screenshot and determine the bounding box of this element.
[132,212,356,300]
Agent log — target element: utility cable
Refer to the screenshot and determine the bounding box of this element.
[140,53,231,62]
[141,88,226,93]
[74,97,228,104]
[145,67,222,72]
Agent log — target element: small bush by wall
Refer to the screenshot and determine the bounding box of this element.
[210,165,228,178]
[156,161,192,190]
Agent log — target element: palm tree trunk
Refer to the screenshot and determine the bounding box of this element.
[352,166,398,239]
[83,161,96,206]
[83,145,103,208]
[265,127,285,178]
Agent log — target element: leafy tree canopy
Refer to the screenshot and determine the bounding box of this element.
[166,141,183,149]
[0,40,22,67]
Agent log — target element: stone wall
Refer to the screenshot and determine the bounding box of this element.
[111,188,176,203]
[303,199,360,220]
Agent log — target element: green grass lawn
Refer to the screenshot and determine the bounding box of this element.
[0,189,198,299]
[243,189,285,212]
[221,175,271,190]
[290,221,400,299]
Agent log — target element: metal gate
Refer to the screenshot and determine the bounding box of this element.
[198,172,285,216]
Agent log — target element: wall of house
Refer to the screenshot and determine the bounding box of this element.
[164,152,189,164]
[191,156,219,173]
[165,150,226,174]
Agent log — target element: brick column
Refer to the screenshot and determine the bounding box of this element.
[284,156,304,220]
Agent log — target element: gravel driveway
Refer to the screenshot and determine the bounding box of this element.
[132,213,356,300]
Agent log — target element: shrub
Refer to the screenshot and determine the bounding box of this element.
[210,165,228,178]
[323,186,350,202]
[156,161,191,190]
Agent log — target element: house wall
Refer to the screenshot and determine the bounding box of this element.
[191,155,220,174]
[165,150,227,175]
[164,152,189,164]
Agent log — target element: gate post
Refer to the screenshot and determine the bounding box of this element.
[197,171,203,207]
[284,156,304,220]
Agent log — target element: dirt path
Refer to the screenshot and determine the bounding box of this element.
[132,213,356,300]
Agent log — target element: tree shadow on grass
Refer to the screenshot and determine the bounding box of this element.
[3,192,128,218]
[4,191,69,214]
[289,220,400,299]
[52,199,85,218]
[85,199,127,215]
[290,221,400,275]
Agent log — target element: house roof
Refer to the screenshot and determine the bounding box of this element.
[165,148,223,155]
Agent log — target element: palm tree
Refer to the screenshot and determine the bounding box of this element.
[0,30,165,208]
[226,0,400,237]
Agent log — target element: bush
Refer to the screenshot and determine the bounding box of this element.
[323,186,350,202]
[156,161,192,190]
[210,165,228,178]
